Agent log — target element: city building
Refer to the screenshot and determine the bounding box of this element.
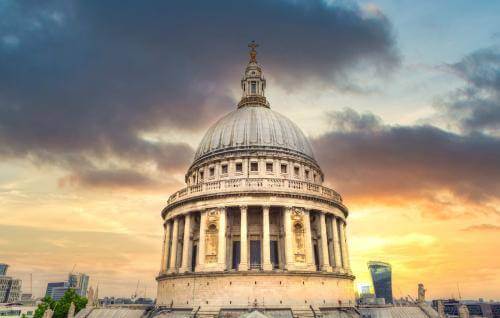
[68,273,89,297]
[45,273,89,301]
[0,265,22,303]
[0,265,8,276]
[0,305,36,318]
[432,299,500,318]
[154,42,356,317]
[45,282,68,300]
[368,261,393,304]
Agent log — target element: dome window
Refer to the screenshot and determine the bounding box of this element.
[251,81,257,94]
[305,170,310,180]
[266,162,273,172]
[209,167,215,177]
[221,164,228,175]
[294,166,300,177]
[280,164,288,174]
[235,162,243,173]
[250,161,259,172]
[199,170,204,180]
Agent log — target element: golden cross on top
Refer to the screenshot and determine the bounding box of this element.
[248,41,258,62]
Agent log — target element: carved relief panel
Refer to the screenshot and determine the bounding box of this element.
[205,210,219,263]
[291,208,306,263]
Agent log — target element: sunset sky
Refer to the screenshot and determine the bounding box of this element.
[1,0,499,301]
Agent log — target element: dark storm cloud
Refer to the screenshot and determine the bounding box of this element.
[0,0,398,188]
[313,108,500,208]
[438,46,500,134]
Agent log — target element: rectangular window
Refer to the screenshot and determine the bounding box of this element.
[294,166,300,177]
[281,164,287,174]
[270,240,279,269]
[235,162,243,172]
[266,162,273,172]
[305,170,310,179]
[221,164,228,174]
[232,241,241,270]
[250,161,258,172]
[209,167,215,176]
[199,171,204,180]
[251,81,257,94]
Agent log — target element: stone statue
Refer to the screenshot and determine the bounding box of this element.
[458,304,470,318]
[437,301,445,318]
[86,286,94,308]
[67,302,76,318]
[248,41,258,63]
[42,309,53,318]
[418,283,426,303]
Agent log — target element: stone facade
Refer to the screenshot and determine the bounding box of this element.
[156,44,356,317]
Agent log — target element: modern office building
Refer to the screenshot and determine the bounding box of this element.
[68,273,89,297]
[45,273,89,301]
[0,264,8,276]
[45,282,68,300]
[0,265,22,303]
[432,299,500,318]
[368,261,393,304]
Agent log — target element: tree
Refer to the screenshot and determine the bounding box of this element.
[34,290,88,318]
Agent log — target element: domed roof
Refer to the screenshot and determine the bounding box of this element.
[193,105,316,164]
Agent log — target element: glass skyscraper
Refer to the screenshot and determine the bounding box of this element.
[368,261,393,304]
[0,264,8,276]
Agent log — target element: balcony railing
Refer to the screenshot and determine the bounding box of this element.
[166,178,343,206]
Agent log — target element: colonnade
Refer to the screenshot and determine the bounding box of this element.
[160,205,351,275]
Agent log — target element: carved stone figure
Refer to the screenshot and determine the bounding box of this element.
[86,286,94,308]
[42,309,53,318]
[67,302,76,318]
[437,301,445,318]
[458,304,470,318]
[291,209,306,262]
[205,210,220,263]
[418,283,426,303]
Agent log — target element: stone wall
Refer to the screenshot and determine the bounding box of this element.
[157,272,355,312]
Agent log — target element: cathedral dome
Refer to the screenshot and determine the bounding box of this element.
[193,105,316,165]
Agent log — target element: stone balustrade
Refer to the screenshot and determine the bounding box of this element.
[166,178,343,206]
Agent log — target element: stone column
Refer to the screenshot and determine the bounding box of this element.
[168,217,179,272]
[331,216,342,269]
[160,223,168,273]
[239,205,249,271]
[283,206,294,271]
[162,221,172,272]
[262,205,273,270]
[180,213,192,272]
[320,212,333,272]
[196,210,207,271]
[218,206,227,271]
[303,209,315,270]
[340,220,351,271]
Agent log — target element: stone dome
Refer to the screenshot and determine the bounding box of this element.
[193,105,316,165]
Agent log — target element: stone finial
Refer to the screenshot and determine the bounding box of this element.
[86,286,94,308]
[248,41,258,63]
[67,302,76,318]
[437,301,445,318]
[43,309,54,318]
[458,304,470,318]
[417,283,426,303]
